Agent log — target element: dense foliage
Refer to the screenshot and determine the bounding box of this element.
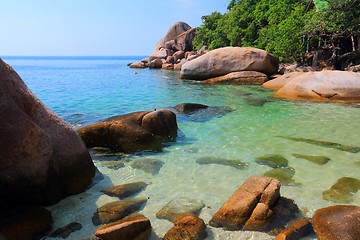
[193,0,360,64]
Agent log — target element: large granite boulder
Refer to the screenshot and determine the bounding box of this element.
[263,70,360,101]
[180,47,279,80]
[312,205,360,240]
[0,59,95,205]
[77,109,178,152]
[209,176,281,231]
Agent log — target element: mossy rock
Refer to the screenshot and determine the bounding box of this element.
[196,157,248,169]
[256,154,288,168]
[263,167,297,186]
[323,177,360,203]
[292,154,330,165]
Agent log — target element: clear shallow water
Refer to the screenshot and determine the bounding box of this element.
[3,56,360,239]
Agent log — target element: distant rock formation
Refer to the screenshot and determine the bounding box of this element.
[0,59,95,205]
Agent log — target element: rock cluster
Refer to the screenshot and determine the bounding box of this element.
[129,22,198,70]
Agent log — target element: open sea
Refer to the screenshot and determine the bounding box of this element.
[3,56,360,239]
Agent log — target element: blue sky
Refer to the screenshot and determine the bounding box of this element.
[0,0,228,56]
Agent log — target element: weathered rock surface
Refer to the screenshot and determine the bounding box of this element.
[77,110,178,152]
[180,47,279,80]
[202,71,268,84]
[102,182,148,198]
[163,213,207,240]
[129,62,147,69]
[274,217,312,240]
[48,222,82,239]
[312,205,360,240]
[156,198,205,222]
[263,70,360,101]
[322,177,360,203]
[92,198,147,225]
[209,176,281,231]
[196,156,248,169]
[0,205,53,240]
[130,158,165,175]
[94,214,151,240]
[0,59,95,205]
[262,72,302,90]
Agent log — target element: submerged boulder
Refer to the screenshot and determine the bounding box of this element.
[0,59,95,205]
[312,205,360,240]
[163,214,207,240]
[180,47,279,80]
[156,198,205,222]
[263,70,360,101]
[77,109,178,152]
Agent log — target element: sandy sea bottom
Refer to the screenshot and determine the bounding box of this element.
[3,57,359,239]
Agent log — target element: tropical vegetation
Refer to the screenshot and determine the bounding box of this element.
[193,0,360,67]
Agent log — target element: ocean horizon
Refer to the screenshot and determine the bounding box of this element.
[2,56,359,239]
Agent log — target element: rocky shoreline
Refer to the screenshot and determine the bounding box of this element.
[1,21,360,240]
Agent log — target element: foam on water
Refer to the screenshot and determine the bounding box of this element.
[4,56,360,239]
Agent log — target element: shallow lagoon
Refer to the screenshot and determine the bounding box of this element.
[4,56,360,239]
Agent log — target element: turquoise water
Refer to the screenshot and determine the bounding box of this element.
[3,56,360,239]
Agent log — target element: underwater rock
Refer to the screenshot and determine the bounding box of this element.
[163,213,207,240]
[94,214,151,240]
[322,177,360,203]
[100,161,125,170]
[174,103,209,113]
[0,59,95,205]
[48,222,82,239]
[77,109,178,153]
[196,156,248,169]
[274,217,312,240]
[0,205,53,240]
[278,136,360,153]
[256,154,289,168]
[92,198,147,225]
[292,154,330,165]
[244,97,268,107]
[130,158,165,175]
[210,176,281,231]
[156,197,205,222]
[312,205,360,240]
[263,167,297,186]
[102,182,148,198]
[354,161,360,167]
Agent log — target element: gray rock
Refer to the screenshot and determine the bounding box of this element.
[130,158,165,175]
[48,222,82,239]
[156,198,205,222]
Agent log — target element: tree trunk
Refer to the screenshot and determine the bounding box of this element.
[358,32,360,51]
[351,34,355,51]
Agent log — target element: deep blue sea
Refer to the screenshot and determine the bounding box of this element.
[3,56,360,239]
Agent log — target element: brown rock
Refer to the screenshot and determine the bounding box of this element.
[129,62,147,68]
[162,63,174,70]
[92,198,147,225]
[77,110,178,152]
[0,205,53,240]
[202,71,268,84]
[274,217,312,240]
[312,205,360,240]
[94,214,151,240]
[154,22,192,51]
[172,28,196,52]
[148,58,164,69]
[269,70,360,101]
[173,51,185,62]
[102,182,148,198]
[262,72,303,91]
[209,176,280,230]
[0,59,95,205]
[180,47,279,80]
[163,214,207,240]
